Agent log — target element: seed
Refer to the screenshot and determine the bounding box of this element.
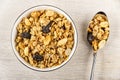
[21,32,31,39]
[32,52,44,62]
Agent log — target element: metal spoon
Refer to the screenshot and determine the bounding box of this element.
[87,11,109,80]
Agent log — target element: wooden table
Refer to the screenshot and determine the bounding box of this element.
[0,0,120,80]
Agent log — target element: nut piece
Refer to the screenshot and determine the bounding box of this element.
[100,21,109,28]
[24,47,29,56]
[44,35,51,45]
[65,48,71,56]
[28,54,33,65]
[57,38,68,46]
[98,40,106,49]
[25,18,31,26]
[45,10,54,16]
[31,11,40,18]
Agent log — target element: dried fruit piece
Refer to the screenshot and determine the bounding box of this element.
[87,32,94,44]
[57,38,68,46]
[33,52,44,62]
[21,32,31,39]
[42,21,53,33]
[98,40,106,49]
[61,25,66,30]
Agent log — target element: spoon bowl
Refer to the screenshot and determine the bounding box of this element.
[87,11,109,52]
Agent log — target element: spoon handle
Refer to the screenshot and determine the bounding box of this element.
[90,52,97,80]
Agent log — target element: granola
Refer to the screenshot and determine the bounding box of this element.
[87,13,109,51]
[15,10,74,68]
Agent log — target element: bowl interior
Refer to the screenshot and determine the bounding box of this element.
[11,5,78,71]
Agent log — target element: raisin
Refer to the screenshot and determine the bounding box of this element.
[87,32,94,44]
[61,25,66,30]
[42,21,53,33]
[33,52,44,62]
[42,27,50,33]
[21,32,31,39]
[101,27,105,31]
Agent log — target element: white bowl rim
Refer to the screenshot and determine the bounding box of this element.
[11,5,78,72]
